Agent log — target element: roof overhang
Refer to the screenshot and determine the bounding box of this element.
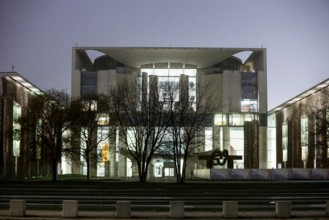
[77,47,263,68]
[1,73,43,95]
[268,78,329,114]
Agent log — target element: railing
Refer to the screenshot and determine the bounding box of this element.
[4,199,329,218]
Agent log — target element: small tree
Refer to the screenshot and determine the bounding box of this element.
[66,94,110,180]
[18,89,74,181]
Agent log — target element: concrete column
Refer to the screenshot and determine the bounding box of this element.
[259,126,267,168]
[213,126,221,150]
[276,201,291,218]
[116,201,131,218]
[10,199,26,217]
[223,201,238,218]
[62,200,78,217]
[170,201,184,218]
[223,126,230,151]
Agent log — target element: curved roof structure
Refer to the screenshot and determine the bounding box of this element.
[76,47,263,69]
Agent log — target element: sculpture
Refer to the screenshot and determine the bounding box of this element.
[198,149,242,169]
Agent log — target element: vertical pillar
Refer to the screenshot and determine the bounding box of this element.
[213,126,221,150]
[244,120,259,168]
[259,126,267,168]
[223,126,230,157]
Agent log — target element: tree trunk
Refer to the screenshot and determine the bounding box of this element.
[179,159,187,184]
[138,161,149,183]
[52,158,58,181]
[86,156,90,180]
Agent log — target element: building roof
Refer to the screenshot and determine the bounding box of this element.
[75,47,264,68]
[268,78,329,114]
[0,72,43,95]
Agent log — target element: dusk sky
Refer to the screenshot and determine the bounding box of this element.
[0,0,328,109]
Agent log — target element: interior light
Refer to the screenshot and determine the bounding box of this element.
[11,76,24,82]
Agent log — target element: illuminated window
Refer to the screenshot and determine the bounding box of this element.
[97,113,109,125]
[241,72,258,112]
[229,114,243,126]
[301,116,308,160]
[244,113,258,122]
[241,99,258,112]
[13,102,21,157]
[97,126,109,177]
[205,127,213,151]
[82,100,97,111]
[141,65,197,111]
[282,123,288,162]
[267,114,277,168]
[214,114,226,125]
[229,127,244,168]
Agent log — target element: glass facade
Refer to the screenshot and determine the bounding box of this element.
[141,66,197,110]
[81,71,97,95]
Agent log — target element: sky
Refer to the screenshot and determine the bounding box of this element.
[0,0,328,110]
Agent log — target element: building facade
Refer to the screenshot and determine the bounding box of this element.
[71,47,268,178]
[2,47,328,180]
[268,79,329,169]
[0,73,47,178]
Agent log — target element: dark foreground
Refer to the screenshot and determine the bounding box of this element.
[0,179,328,219]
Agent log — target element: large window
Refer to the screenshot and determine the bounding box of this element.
[214,114,226,125]
[81,71,97,95]
[229,127,244,168]
[97,126,109,177]
[241,72,258,112]
[301,116,308,161]
[13,102,21,157]
[282,123,288,163]
[141,65,197,110]
[204,127,213,152]
[267,114,277,168]
[229,114,243,126]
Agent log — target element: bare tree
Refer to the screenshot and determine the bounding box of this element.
[110,78,170,182]
[160,77,214,183]
[18,89,74,181]
[66,94,110,180]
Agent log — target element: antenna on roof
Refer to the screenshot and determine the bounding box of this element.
[11,65,14,72]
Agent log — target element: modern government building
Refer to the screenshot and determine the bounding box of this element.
[1,47,328,179]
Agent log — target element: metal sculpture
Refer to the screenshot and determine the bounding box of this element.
[198,149,242,169]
